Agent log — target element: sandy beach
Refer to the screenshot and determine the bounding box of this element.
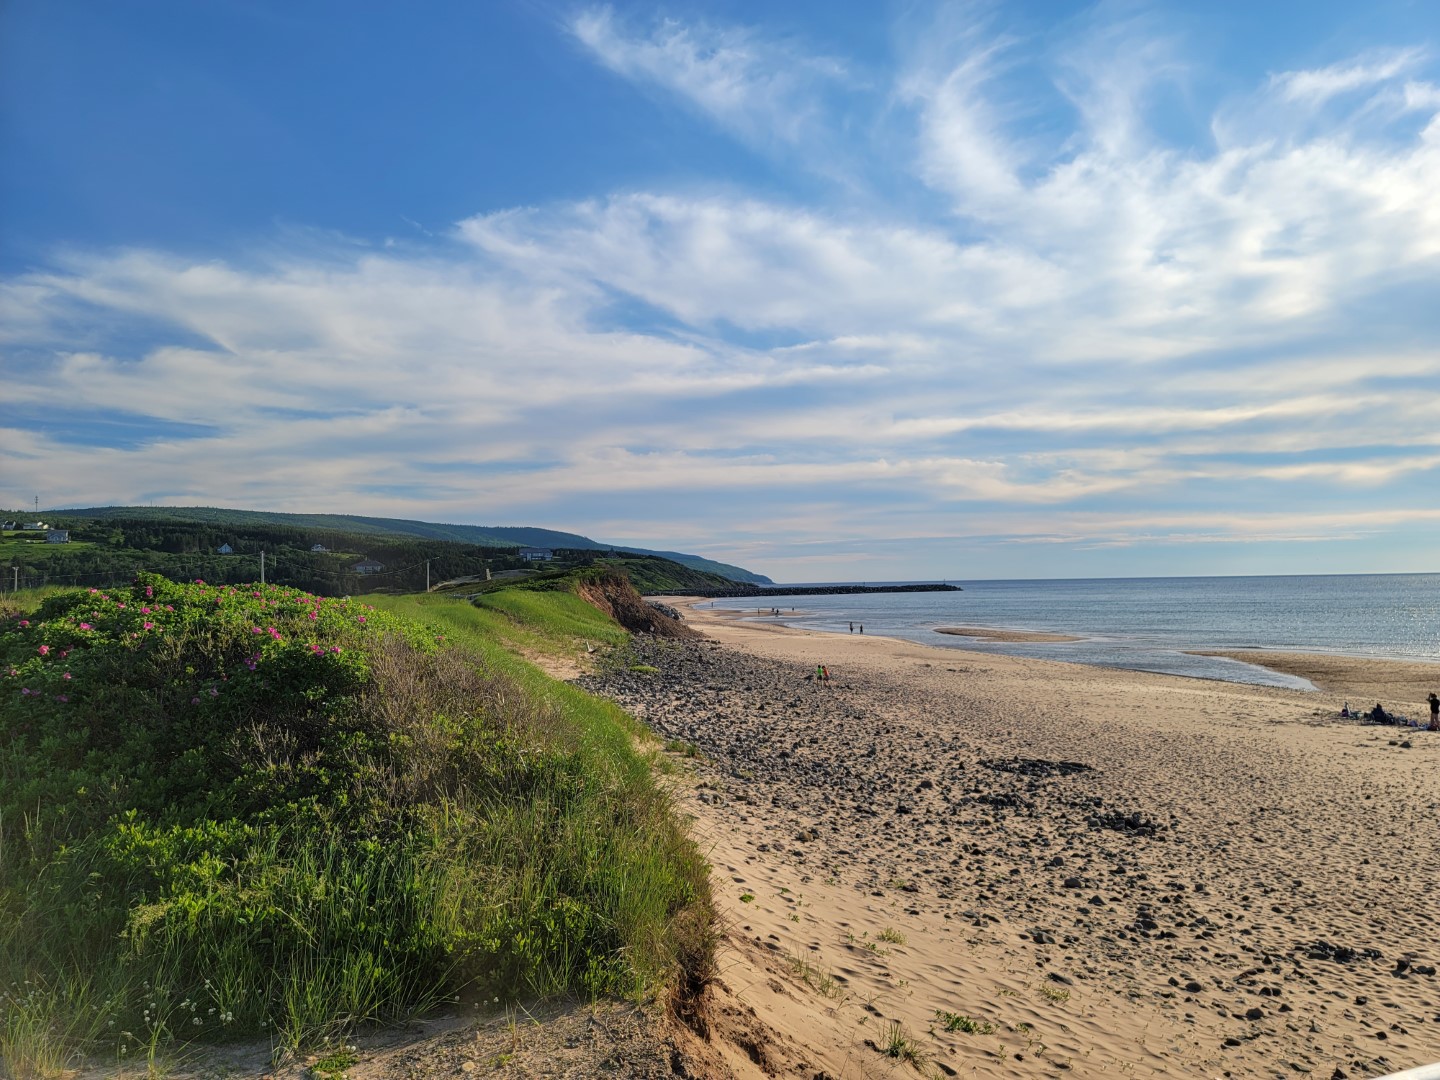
[587,600,1440,1079]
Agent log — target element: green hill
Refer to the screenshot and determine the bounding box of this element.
[54,506,771,583]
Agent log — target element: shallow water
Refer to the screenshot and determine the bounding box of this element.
[712,573,1440,689]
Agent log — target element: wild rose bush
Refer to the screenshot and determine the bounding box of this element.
[1,573,711,1052]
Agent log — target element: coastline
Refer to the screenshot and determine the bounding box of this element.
[698,598,1439,705]
[612,596,1440,1078]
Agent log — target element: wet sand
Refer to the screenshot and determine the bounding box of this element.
[935,626,1084,643]
[590,599,1440,1079]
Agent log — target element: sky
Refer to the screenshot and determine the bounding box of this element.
[2,0,1438,582]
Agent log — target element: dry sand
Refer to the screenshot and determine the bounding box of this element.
[590,600,1440,1080]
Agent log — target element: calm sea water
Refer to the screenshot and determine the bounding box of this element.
[711,574,1440,690]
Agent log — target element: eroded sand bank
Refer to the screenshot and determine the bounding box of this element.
[593,599,1440,1079]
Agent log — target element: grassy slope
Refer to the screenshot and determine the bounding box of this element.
[49,506,772,583]
[0,578,712,1072]
[465,556,745,598]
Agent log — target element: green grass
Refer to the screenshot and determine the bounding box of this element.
[936,1010,995,1035]
[370,590,628,672]
[1,576,713,1073]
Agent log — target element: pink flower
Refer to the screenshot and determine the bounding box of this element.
[62,672,71,680]
[116,603,125,609]
[145,586,153,598]
[329,646,341,654]
[18,620,29,628]
[141,606,152,614]
[194,579,205,585]
[357,616,367,624]
[54,694,68,703]
[79,623,93,631]
[209,687,219,697]
[89,588,99,594]
[191,696,200,704]
[38,645,50,656]
[251,626,263,634]
[143,621,155,631]
[165,605,173,611]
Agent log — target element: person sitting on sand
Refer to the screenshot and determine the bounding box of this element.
[1428,692,1439,730]
[1370,703,1389,724]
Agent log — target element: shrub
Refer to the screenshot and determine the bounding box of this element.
[1,574,711,1064]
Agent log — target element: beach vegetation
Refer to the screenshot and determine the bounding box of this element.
[879,1020,926,1065]
[877,927,907,945]
[936,1010,994,1035]
[1,574,713,1070]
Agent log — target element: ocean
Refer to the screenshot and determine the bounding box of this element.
[709,573,1440,690]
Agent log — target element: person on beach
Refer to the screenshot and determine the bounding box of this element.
[816,664,824,683]
[849,622,854,633]
[1370,702,1389,724]
[1428,692,1439,730]
[822,665,830,683]
[859,624,864,634]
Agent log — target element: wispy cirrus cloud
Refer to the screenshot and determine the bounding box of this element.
[568,5,848,149]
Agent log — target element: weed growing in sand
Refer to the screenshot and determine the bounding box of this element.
[880,1021,925,1065]
[740,893,756,903]
[885,877,911,890]
[1038,984,1071,1004]
[629,664,660,674]
[664,738,702,758]
[936,1011,994,1035]
[877,927,906,945]
[310,1046,358,1080]
[845,931,890,957]
[788,913,800,923]
[785,954,844,1000]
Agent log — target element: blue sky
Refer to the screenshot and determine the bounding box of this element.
[2,1,1438,581]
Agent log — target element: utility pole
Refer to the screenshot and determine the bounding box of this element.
[260,550,265,585]
[10,566,16,594]
[425,560,431,592]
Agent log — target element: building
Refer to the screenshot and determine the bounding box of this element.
[311,544,328,553]
[21,521,47,531]
[519,547,553,562]
[217,543,234,554]
[352,559,384,574]
[1,522,14,531]
[45,530,70,544]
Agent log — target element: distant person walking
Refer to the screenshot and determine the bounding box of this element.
[1429,691,1439,730]
[849,622,854,633]
[822,665,830,683]
[859,624,864,634]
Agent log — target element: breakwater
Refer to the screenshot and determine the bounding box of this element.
[648,583,962,599]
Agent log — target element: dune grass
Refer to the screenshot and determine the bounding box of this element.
[1,576,712,1075]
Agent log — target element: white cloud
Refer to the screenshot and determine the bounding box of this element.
[1269,48,1426,106]
[568,6,845,148]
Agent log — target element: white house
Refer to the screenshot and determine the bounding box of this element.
[353,559,384,574]
[519,547,553,562]
[311,544,328,553]
[45,530,70,544]
[21,521,47,531]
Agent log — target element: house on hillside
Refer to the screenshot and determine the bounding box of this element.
[352,559,384,574]
[46,530,70,544]
[519,547,553,562]
[311,544,328,553]
[217,543,234,554]
[21,521,47,531]
[1,522,14,531]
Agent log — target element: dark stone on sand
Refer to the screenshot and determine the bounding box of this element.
[1245,1007,1264,1021]
[1063,876,1084,889]
[1185,980,1204,993]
